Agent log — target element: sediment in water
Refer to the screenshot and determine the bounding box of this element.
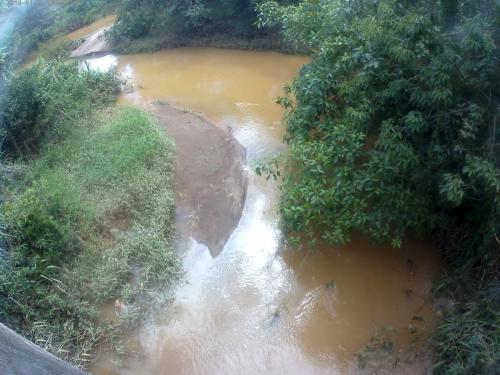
[151,102,248,256]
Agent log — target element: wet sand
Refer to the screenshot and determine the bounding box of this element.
[152,102,247,256]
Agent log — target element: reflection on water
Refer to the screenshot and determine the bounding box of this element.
[88,48,438,374]
[85,55,118,72]
[116,48,307,159]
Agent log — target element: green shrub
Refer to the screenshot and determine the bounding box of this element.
[55,0,119,31]
[434,267,500,374]
[108,0,179,43]
[108,0,291,49]
[0,59,120,157]
[4,188,74,268]
[259,0,499,250]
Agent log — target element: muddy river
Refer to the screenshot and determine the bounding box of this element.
[84,48,438,374]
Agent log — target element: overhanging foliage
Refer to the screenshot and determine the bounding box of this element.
[259,0,499,251]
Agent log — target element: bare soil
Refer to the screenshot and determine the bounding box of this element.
[70,28,111,58]
[151,102,247,256]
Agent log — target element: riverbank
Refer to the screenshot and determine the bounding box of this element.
[70,26,298,58]
[110,29,297,55]
[106,0,302,55]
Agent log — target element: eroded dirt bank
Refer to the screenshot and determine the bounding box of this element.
[69,16,117,58]
[71,28,112,58]
[151,102,247,256]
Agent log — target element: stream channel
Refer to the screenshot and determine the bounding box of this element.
[62,19,439,374]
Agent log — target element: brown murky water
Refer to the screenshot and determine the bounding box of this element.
[115,48,308,159]
[86,48,438,374]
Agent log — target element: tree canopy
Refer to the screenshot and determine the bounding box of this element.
[109,0,294,42]
[259,0,499,253]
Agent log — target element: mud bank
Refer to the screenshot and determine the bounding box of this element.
[151,102,247,256]
[71,28,111,58]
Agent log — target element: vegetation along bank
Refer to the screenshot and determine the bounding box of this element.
[0,0,498,374]
[257,0,499,373]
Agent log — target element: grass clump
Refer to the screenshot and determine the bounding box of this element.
[432,248,499,375]
[1,58,120,156]
[0,59,179,367]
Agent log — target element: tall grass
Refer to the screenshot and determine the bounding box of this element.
[1,59,120,156]
[0,60,179,367]
[433,252,499,375]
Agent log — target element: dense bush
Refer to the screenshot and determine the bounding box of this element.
[0,59,120,156]
[4,187,76,275]
[56,0,118,31]
[434,271,499,374]
[259,0,499,250]
[110,0,174,41]
[108,0,294,49]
